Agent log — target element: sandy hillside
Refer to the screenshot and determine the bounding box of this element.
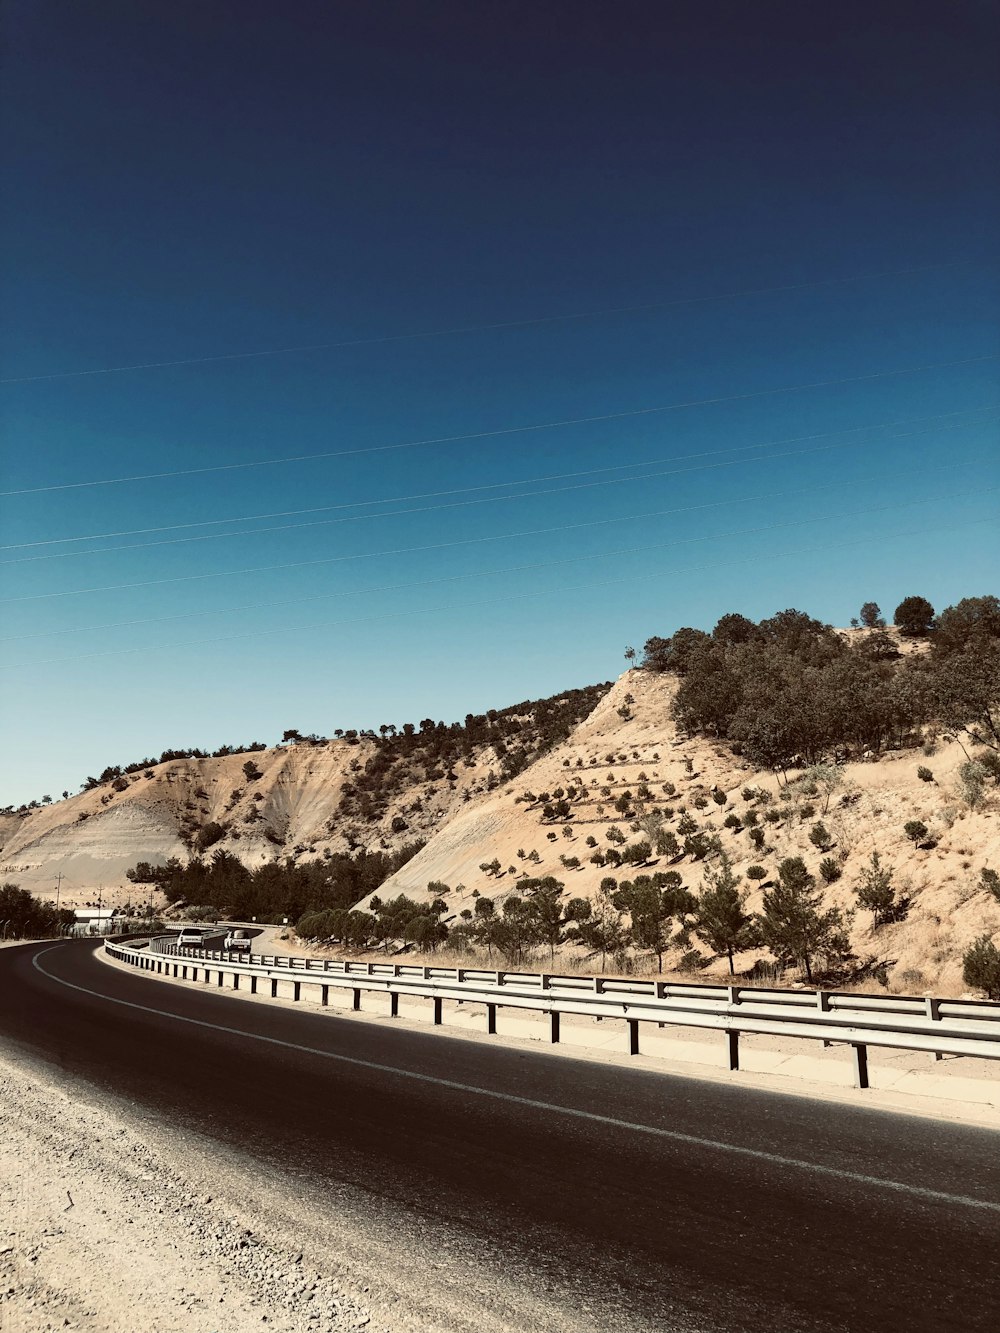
[1,733,507,909]
[362,670,1000,996]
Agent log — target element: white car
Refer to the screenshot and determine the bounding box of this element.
[176,928,205,950]
[224,929,252,953]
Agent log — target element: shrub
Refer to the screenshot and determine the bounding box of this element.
[799,803,817,821]
[194,821,226,852]
[723,813,742,831]
[855,852,908,926]
[746,864,767,881]
[917,766,934,783]
[819,857,842,884]
[764,809,781,825]
[956,761,988,809]
[693,795,708,809]
[980,867,1000,902]
[904,820,928,843]
[749,828,765,851]
[809,822,832,851]
[962,936,1000,1000]
[712,789,727,806]
[390,816,408,833]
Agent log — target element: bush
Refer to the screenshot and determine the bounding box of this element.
[809,822,832,851]
[746,865,767,881]
[980,868,1000,902]
[390,816,408,833]
[917,766,934,783]
[904,820,928,843]
[749,828,765,850]
[956,761,988,809]
[819,857,842,884]
[855,852,908,926]
[194,821,226,852]
[962,936,1000,1000]
[723,813,742,831]
[712,789,727,806]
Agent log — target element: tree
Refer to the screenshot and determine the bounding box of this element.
[624,645,637,669]
[242,759,262,782]
[567,882,628,972]
[859,602,885,629]
[933,596,1000,654]
[613,875,693,972]
[854,852,908,926]
[712,612,757,646]
[693,855,756,974]
[0,883,73,939]
[930,641,1000,751]
[962,935,1000,1000]
[755,858,853,982]
[894,595,935,637]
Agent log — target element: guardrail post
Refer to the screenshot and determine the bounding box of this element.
[293,980,301,1001]
[550,1011,561,1044]
[433,996,443,1026]
[726,1030,740,1071]
[353,988,362,1012]
[182,965,188,980]
[233,972,239,990]
[852,1043,869,1089]
[727,985,741,1006]
[925,996,944,1060]
[270,978,278,998]
[217,970,224,987]
[390,992,399,1018]
[628,1018,640,1056]
[487,1003,497,1034]
[321,984,329,1007]
[250,975,257,995]
[818,990,833,1046]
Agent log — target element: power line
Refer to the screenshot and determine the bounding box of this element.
[3,350,997,497]
[0,260,960,386]
[4,512,994,670]
[1,482,992,644]
[2,416,995,572]
[4,403,995,553]
[3,424,993,600]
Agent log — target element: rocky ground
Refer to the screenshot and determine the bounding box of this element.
[0,1051,388,1333]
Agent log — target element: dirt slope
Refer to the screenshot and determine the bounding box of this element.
[364,671,1000,995]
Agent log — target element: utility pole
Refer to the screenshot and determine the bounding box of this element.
[54,872,64,915]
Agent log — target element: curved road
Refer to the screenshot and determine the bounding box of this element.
[2,939,998,1332]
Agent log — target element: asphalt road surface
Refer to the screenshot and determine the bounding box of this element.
[2,939,998,1332]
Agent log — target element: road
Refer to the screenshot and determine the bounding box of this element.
[1,938,998,1332]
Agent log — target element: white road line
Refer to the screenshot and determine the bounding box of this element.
[31,944,1000,1216]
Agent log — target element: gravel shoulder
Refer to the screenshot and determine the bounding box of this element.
[0,1050,380,1333]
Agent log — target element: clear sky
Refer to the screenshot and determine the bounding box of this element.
[1,0,998,806]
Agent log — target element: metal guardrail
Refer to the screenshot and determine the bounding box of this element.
[105,936,1000,1089]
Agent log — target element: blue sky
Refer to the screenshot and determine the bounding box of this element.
[1,0,998,806]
